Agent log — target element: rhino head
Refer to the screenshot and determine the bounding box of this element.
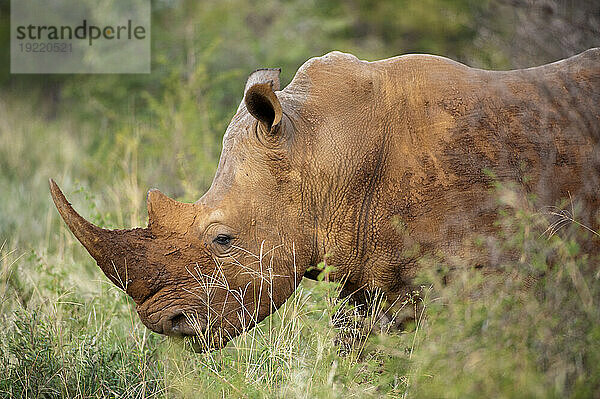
[50,67,326,351]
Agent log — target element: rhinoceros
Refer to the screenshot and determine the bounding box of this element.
[50,48,600,351]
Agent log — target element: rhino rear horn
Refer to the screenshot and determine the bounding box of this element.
[146,188,199,235]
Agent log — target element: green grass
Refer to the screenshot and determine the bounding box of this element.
[1,92,599,398]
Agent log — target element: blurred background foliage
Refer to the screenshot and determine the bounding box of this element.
[0,0,598,397]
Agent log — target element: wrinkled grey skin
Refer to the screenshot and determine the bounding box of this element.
[51,48,600,351]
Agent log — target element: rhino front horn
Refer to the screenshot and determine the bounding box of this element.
[49,179,155,302]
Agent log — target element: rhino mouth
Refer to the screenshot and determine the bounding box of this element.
[160,311,229,353]
[156,311,213,353]
[165,312,200,336]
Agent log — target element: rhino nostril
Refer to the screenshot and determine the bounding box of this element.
[168,313,204,337]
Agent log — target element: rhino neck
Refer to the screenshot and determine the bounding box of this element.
[297,132,395,291]
[291,52,430,293]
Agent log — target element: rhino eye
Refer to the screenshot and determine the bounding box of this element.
[213,234,232,246]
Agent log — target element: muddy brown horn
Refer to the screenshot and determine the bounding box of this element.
[49,179,114,260]
[49,179,154,296]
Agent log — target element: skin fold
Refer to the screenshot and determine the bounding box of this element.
[51,48,600,351]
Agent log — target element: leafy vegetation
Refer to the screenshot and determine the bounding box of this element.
[0,0,599,397]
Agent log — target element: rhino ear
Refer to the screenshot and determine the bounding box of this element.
[244,69,282,134]
[245,82,283,134]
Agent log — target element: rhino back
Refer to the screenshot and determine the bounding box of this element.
[381,49,599,266]
[286,50,599,293]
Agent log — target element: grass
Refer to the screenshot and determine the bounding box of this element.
[1,94,599,398]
